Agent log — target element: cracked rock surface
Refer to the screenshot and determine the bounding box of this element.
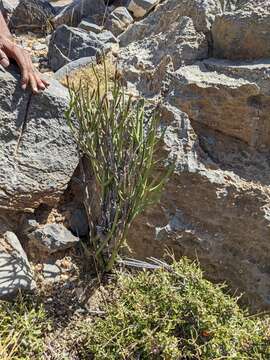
[0,65,79,212]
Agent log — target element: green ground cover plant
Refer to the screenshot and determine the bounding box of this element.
[81,258,270,360]
[0,295,48,360]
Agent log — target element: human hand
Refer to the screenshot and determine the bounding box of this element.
[0,35,49,94]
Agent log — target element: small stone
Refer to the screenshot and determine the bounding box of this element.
[42,263,62,282]
[0,232,36,298]
[32,56,40,64]
[32,43,47,51]
[28,223,80,254]
[21,218,39,235]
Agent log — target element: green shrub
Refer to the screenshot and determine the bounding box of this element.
[0,295,48,360]
[66,65,173,273]
[81,258,270,359]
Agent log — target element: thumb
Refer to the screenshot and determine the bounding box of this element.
[0,49,10,68]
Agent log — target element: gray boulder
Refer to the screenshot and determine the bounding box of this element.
[118,16,208,97]
[28,223,80,254]
[120,0,222,47]
[48,25,110,71]
[0,65,79,211]
[0,231,36,298]
[10,0,56,34]
[127,0,160,18]
[52,0,106,28]
[104,6,133,36]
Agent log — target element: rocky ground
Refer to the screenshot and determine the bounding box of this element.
[0,0,270,334]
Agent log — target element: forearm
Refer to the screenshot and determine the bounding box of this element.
[0,11,11,38]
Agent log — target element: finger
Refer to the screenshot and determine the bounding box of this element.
[29,73,38,94]
[35,74,46,90]
[34,70,49,90]
[42,78,50,87]
[0,49,9,68]
[21,68,29,90]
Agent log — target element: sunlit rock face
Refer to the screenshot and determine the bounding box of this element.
[0,66,78,212]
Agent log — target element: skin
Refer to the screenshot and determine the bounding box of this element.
[0,11,49,93]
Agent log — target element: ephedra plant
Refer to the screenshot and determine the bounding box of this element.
[66,64,173,273]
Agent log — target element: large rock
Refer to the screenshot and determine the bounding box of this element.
[119,0,222,46]
[212,3,270,60]
[0,65,79,211]
[127,100,270,311]
[166,60,270,150]
[52,0,106,28]
[10,0,56,34]
[0,231,36,298]
[48,25,111,71]
[118,16,208,97]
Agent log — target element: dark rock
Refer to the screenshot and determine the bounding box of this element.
[69,208,89,237]
[52,0,106,28]
[48,25,110,71]
[10,0,56,34]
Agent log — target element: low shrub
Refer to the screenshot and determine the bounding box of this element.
[66,64,172,273]
[0,295,48,360]
[81,258,270,359]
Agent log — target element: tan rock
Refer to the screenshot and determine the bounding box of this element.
[118,16,208,98]
[212,4,270,60]
[120,0,221,47]
[167,60,270,151]
[127,102,270,311]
